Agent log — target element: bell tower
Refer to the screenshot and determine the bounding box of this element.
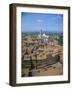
[40,29,42,38]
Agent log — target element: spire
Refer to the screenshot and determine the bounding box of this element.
[40,29,42,38]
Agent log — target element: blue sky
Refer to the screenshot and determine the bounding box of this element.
[21,12,63,33]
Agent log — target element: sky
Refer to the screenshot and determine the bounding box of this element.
[21,12,63,33]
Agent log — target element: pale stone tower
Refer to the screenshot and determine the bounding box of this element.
[40,29,42,38]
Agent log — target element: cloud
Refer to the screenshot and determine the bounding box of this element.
[37,19,43,22]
